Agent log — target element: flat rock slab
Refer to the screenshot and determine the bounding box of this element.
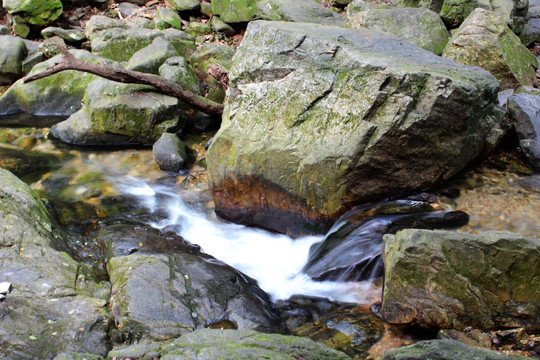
[381,229,540,330]
[207,20,499,236]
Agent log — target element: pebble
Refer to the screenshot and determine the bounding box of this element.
[0,282,12,294]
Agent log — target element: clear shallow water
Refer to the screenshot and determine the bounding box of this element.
[111,175,374,303]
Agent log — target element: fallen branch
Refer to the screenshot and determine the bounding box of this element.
[23,46,224,115]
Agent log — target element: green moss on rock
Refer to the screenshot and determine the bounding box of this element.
[381,229,540,330]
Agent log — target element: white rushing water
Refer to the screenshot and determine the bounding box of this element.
[112,175,372,303]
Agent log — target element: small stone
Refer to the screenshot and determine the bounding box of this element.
[0,25,10,35]
[152,133,189,173]
[0,282,12,294]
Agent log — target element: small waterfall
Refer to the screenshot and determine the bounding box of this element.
[111,175,373,303]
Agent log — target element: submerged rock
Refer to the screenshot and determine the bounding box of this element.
[380,339,530,359]
[303,200,469,281]
[346,7,449,55]
[507,87,540,170]
[0,146,62,179]
[207,21,499,236]
[442,8,537,89]
[0,50,120,118]
[293,308,384,359]
[48,79,186,146]
[381,229,540,330]
[0,168,110,359]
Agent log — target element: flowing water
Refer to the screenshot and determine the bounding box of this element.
[2,127,539,307]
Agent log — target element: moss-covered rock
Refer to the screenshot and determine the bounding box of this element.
[3,0,63,27]
[211,0,260,22]
[155,6,183,30]
[0,49,120,117]
[159,56,201,94]
[126,37,180,74]
[89,27,164,62]
[206,21,499,236]
[439,0,491,27]
[0,35,28,84]
[258,0,346,26]
[159,329,353,359]
[380,339,530,359]
[189,43,235,103]
[48,79,186,146]
[0,168,110,359]
[165,0,200,11]
[346,7,449,55]
[442,8,537,89]
[41,26,86,43]
[381,229,540,330]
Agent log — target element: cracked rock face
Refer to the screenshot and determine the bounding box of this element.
[206,21,500,236]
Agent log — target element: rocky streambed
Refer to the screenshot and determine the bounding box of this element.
[0,0,540,358]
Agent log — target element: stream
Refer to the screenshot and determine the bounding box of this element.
[1,127,540,306]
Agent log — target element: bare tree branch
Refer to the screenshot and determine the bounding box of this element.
[23,46,224,115]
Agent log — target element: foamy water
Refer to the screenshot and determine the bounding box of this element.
[112,175,371,303]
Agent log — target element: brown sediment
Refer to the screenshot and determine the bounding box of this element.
[211,174,335,237]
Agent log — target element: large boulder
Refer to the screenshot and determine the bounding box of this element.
[48,79,186,146]
[380,339,530,360]
[0,168,110,359]
[109,328,353,359]
[507,87,540,170]
[0,36,28,85]
[0,50,120,118]
[442,8,537,89]
[381,229,540,330]
[346,7,449,55]
[206,21,500,236]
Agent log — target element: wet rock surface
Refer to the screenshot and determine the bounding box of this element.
[207,20,499,236]
[381,229,540,331]
[507,87,540,170]
[303,200,469,282]
[0,167,110,359]
[105,226,281,342]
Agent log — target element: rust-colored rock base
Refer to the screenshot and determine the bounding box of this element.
[211,175,334,237]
